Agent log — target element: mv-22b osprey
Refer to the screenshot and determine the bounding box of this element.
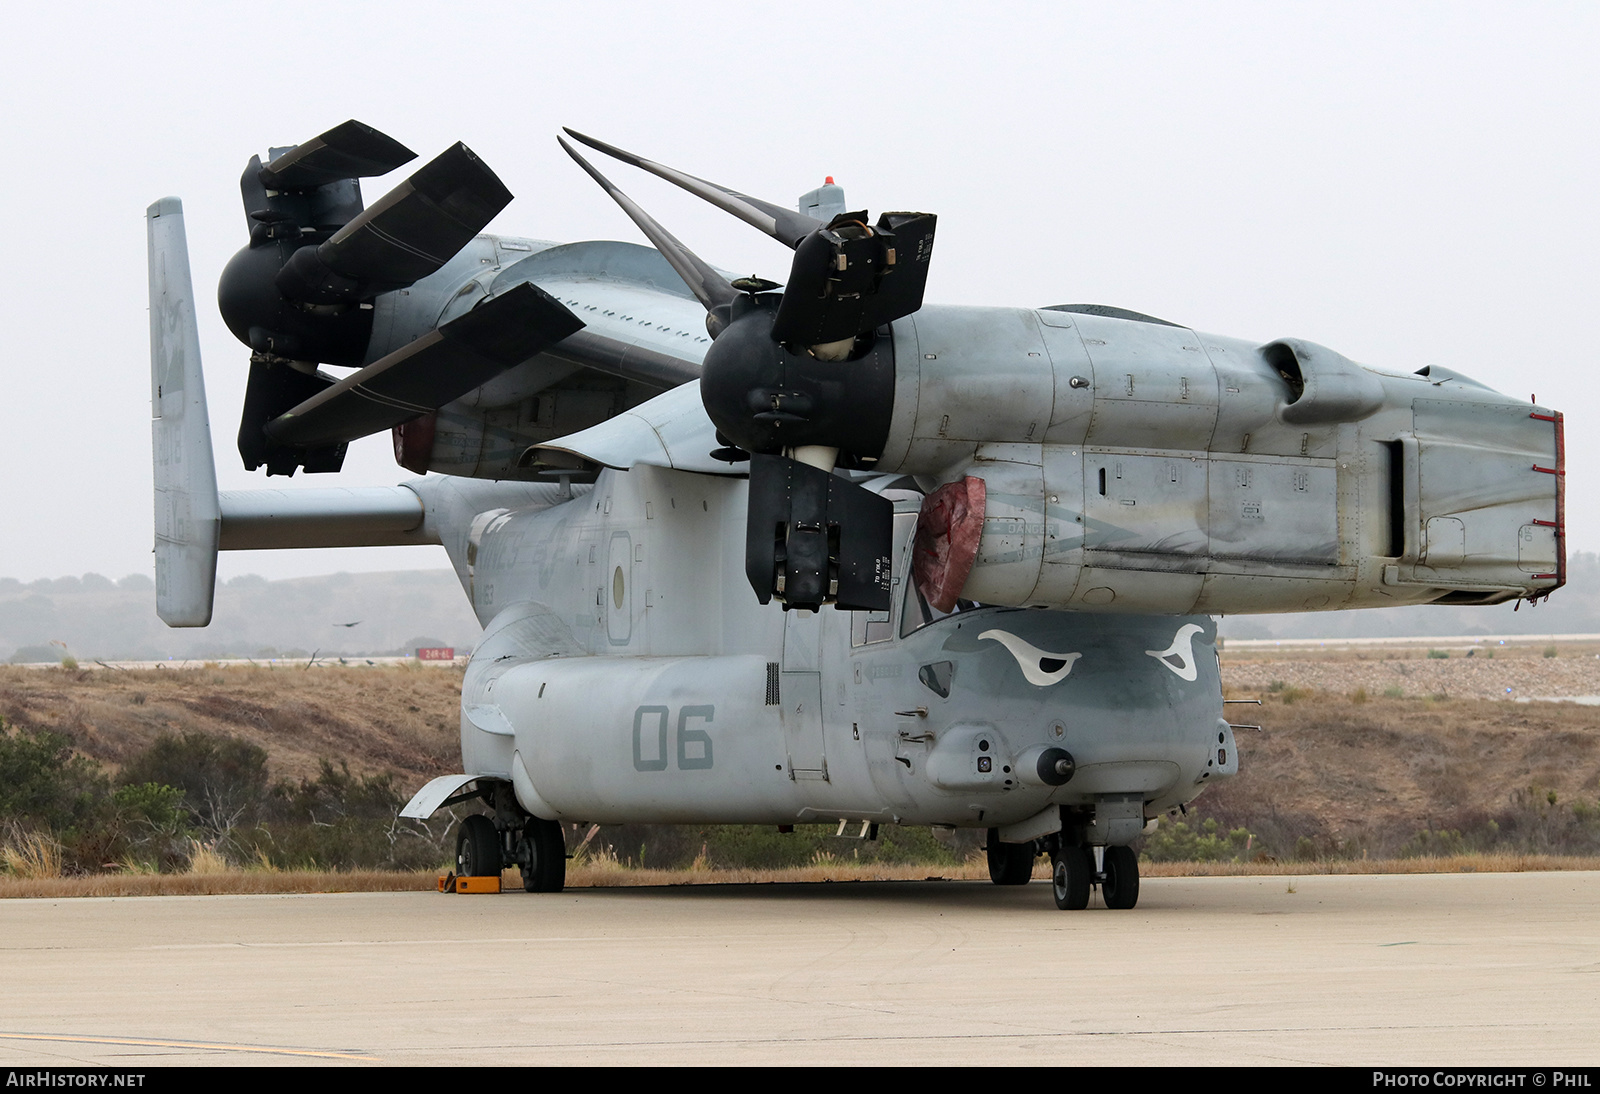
[148,120,1565,909]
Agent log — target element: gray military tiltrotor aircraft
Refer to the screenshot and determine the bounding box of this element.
[148,120,1565,909]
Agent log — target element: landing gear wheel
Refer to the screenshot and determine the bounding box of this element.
[1052,845,1090,910]
[520,818,566,893]
[986,829,1034,885]
[1101,845,1140,909]
[455,814,501,878]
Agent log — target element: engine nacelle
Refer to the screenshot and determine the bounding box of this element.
[883,305,1562,614]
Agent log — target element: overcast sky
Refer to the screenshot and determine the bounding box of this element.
[1,1,1595,584]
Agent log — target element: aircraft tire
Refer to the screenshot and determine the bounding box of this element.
[1101,845,1140,910]
[986,830,1034,885]
[456,814,502,878]
[521,818,566,893]
[1052,846,1091,910]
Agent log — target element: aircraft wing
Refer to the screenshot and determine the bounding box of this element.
[527,380,737,476]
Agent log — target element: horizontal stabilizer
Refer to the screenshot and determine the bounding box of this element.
[265,282,584,447]
[257,119,417,191]
[218,487,434,550]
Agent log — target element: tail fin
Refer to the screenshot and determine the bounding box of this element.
[148,198,221,626]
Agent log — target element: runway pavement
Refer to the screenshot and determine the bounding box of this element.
[2,872,1597,1066]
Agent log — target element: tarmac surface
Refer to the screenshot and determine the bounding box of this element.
[2,872,1598,1067]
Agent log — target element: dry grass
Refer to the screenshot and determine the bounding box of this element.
[184,840,231,875]
[1,831,62,879]
[0,663,462,784]
[0,869,438,899]
[9,853,1600,900]
[1196,691,1600,856]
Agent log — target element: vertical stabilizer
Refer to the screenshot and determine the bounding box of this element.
[148,197,221,626]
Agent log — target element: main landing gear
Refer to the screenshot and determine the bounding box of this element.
[455,814,501,878]
[516,817,566,893]
[452,781,567,893]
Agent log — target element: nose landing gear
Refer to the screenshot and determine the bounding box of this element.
[1100,844,1139,910]
[1051,845,1091,910]
[985,828,1037,885]
[1048,841,1140,910]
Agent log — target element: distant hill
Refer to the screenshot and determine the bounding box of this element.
[0,570,482,663]
[3,551,1595,662]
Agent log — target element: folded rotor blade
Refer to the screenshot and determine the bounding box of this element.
[542,328,702,390]
[745,454,893,612]
[559,130,935,347]
[264,282,583,447]
[275,142,512,304]
[238,356,346,475]
[771,210,937,346]
[558,136,739,329]
[562,128,823,248]
[257,119,416,191]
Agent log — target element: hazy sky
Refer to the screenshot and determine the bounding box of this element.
[1,1,1595,583]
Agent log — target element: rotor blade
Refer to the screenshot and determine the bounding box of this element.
[542,328,702,390]
[264,282,583,447]
[770,210,937,346]
[558,135,739,324]
[275,142,512,304]
[258,120,417,191]
[237,356,345,475]
[745,454,892,611]
[563,129,823,248]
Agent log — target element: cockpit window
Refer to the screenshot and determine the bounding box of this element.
[851,579,897,647]
[851,510,919,647]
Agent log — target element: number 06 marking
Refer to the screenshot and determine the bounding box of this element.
[633,704,715,771]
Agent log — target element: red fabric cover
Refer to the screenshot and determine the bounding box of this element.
[912,476,986,613]
[392,413,437,475]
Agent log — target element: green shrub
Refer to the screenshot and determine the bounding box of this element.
[1139,816,1254,863]
[241,760,450,872]
[119,732,270,842]
[108,783,192,871]
[0,722,458,874]
[0,720,111,842]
